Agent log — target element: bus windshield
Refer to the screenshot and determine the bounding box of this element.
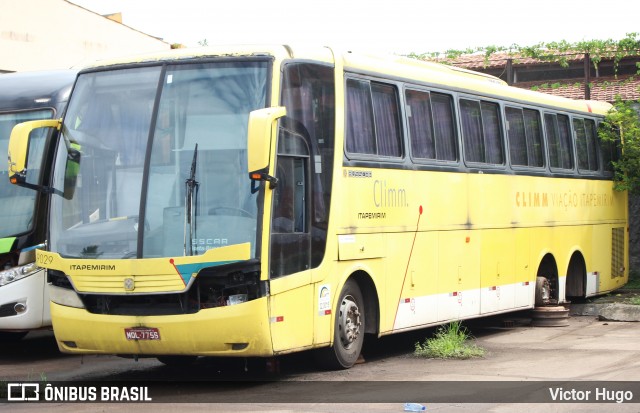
[0,109,52,238]
[50,60,268,259]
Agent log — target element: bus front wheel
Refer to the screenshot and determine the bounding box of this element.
[315,279,365,369]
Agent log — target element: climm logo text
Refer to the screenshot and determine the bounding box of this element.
[515,191,548,207]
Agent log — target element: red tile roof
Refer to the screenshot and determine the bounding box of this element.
[423,51,640,102]
[432,52,588,70]
[518,76,640,102]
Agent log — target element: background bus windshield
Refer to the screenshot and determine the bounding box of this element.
[0,110,52,238]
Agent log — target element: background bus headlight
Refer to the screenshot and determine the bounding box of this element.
[0,262,40,286]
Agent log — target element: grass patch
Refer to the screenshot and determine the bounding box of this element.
[414,321,485,359]
[628,296,640,305]
[626,270,640,290]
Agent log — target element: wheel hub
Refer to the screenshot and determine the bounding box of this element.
[540,279,551,303]
[338,295,361,347]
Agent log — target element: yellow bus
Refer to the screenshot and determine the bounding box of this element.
[8,45,627,369]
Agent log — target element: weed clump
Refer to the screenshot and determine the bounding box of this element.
[414,321,485,359]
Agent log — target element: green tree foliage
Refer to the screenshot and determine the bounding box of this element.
[599,97,640,194]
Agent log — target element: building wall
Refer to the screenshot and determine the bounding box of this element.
[0,0,169,72]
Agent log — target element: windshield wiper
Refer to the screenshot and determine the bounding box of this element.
[184,144,199,256]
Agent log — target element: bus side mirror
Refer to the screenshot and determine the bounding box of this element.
[247,107,286,192]
[8,119,60,185]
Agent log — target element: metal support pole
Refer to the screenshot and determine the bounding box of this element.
[584,53,591,100]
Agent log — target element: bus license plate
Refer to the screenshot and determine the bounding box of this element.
[125,327,160,341]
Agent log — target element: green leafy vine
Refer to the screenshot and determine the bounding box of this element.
[408,33,640,75]
[600,97,640,194]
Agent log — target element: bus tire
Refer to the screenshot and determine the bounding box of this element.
[535,276,551,306]
[315,279,365,369]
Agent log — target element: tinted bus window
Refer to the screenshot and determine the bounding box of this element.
[346,79,402,157]
[545,113,574,170]
[460,98,504,165]
[406,89,457,161]
[506,107,544,167]
[280,62,335,270]
[574,118,599,172]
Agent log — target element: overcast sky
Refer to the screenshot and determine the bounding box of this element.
[69,0,639,55]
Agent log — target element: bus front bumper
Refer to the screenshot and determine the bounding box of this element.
[50,297,274,357]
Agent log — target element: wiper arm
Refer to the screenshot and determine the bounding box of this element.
[184,144,199,256]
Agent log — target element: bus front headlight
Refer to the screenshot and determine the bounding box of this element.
[49,284,85,309]
[0,263,40,286]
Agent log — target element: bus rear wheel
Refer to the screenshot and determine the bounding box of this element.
[315,279,365,369]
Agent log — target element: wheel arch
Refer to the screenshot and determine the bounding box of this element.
[333,265,381,337]
[348,270,380,336]
[314,267,380,369]
[565,250,588,299]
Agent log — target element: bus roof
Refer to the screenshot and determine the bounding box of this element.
[0,69,77,111]
[77,44,612,117]
[78,44,335,69]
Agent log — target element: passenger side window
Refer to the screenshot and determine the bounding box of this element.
[406,89,457,161]
[545,113,574,170]
[506,107,544,167]
[460,98,504,165]
[346,79,403,157]
[574,118,599,172]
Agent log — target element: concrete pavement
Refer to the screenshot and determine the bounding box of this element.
[4,303,640,412]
